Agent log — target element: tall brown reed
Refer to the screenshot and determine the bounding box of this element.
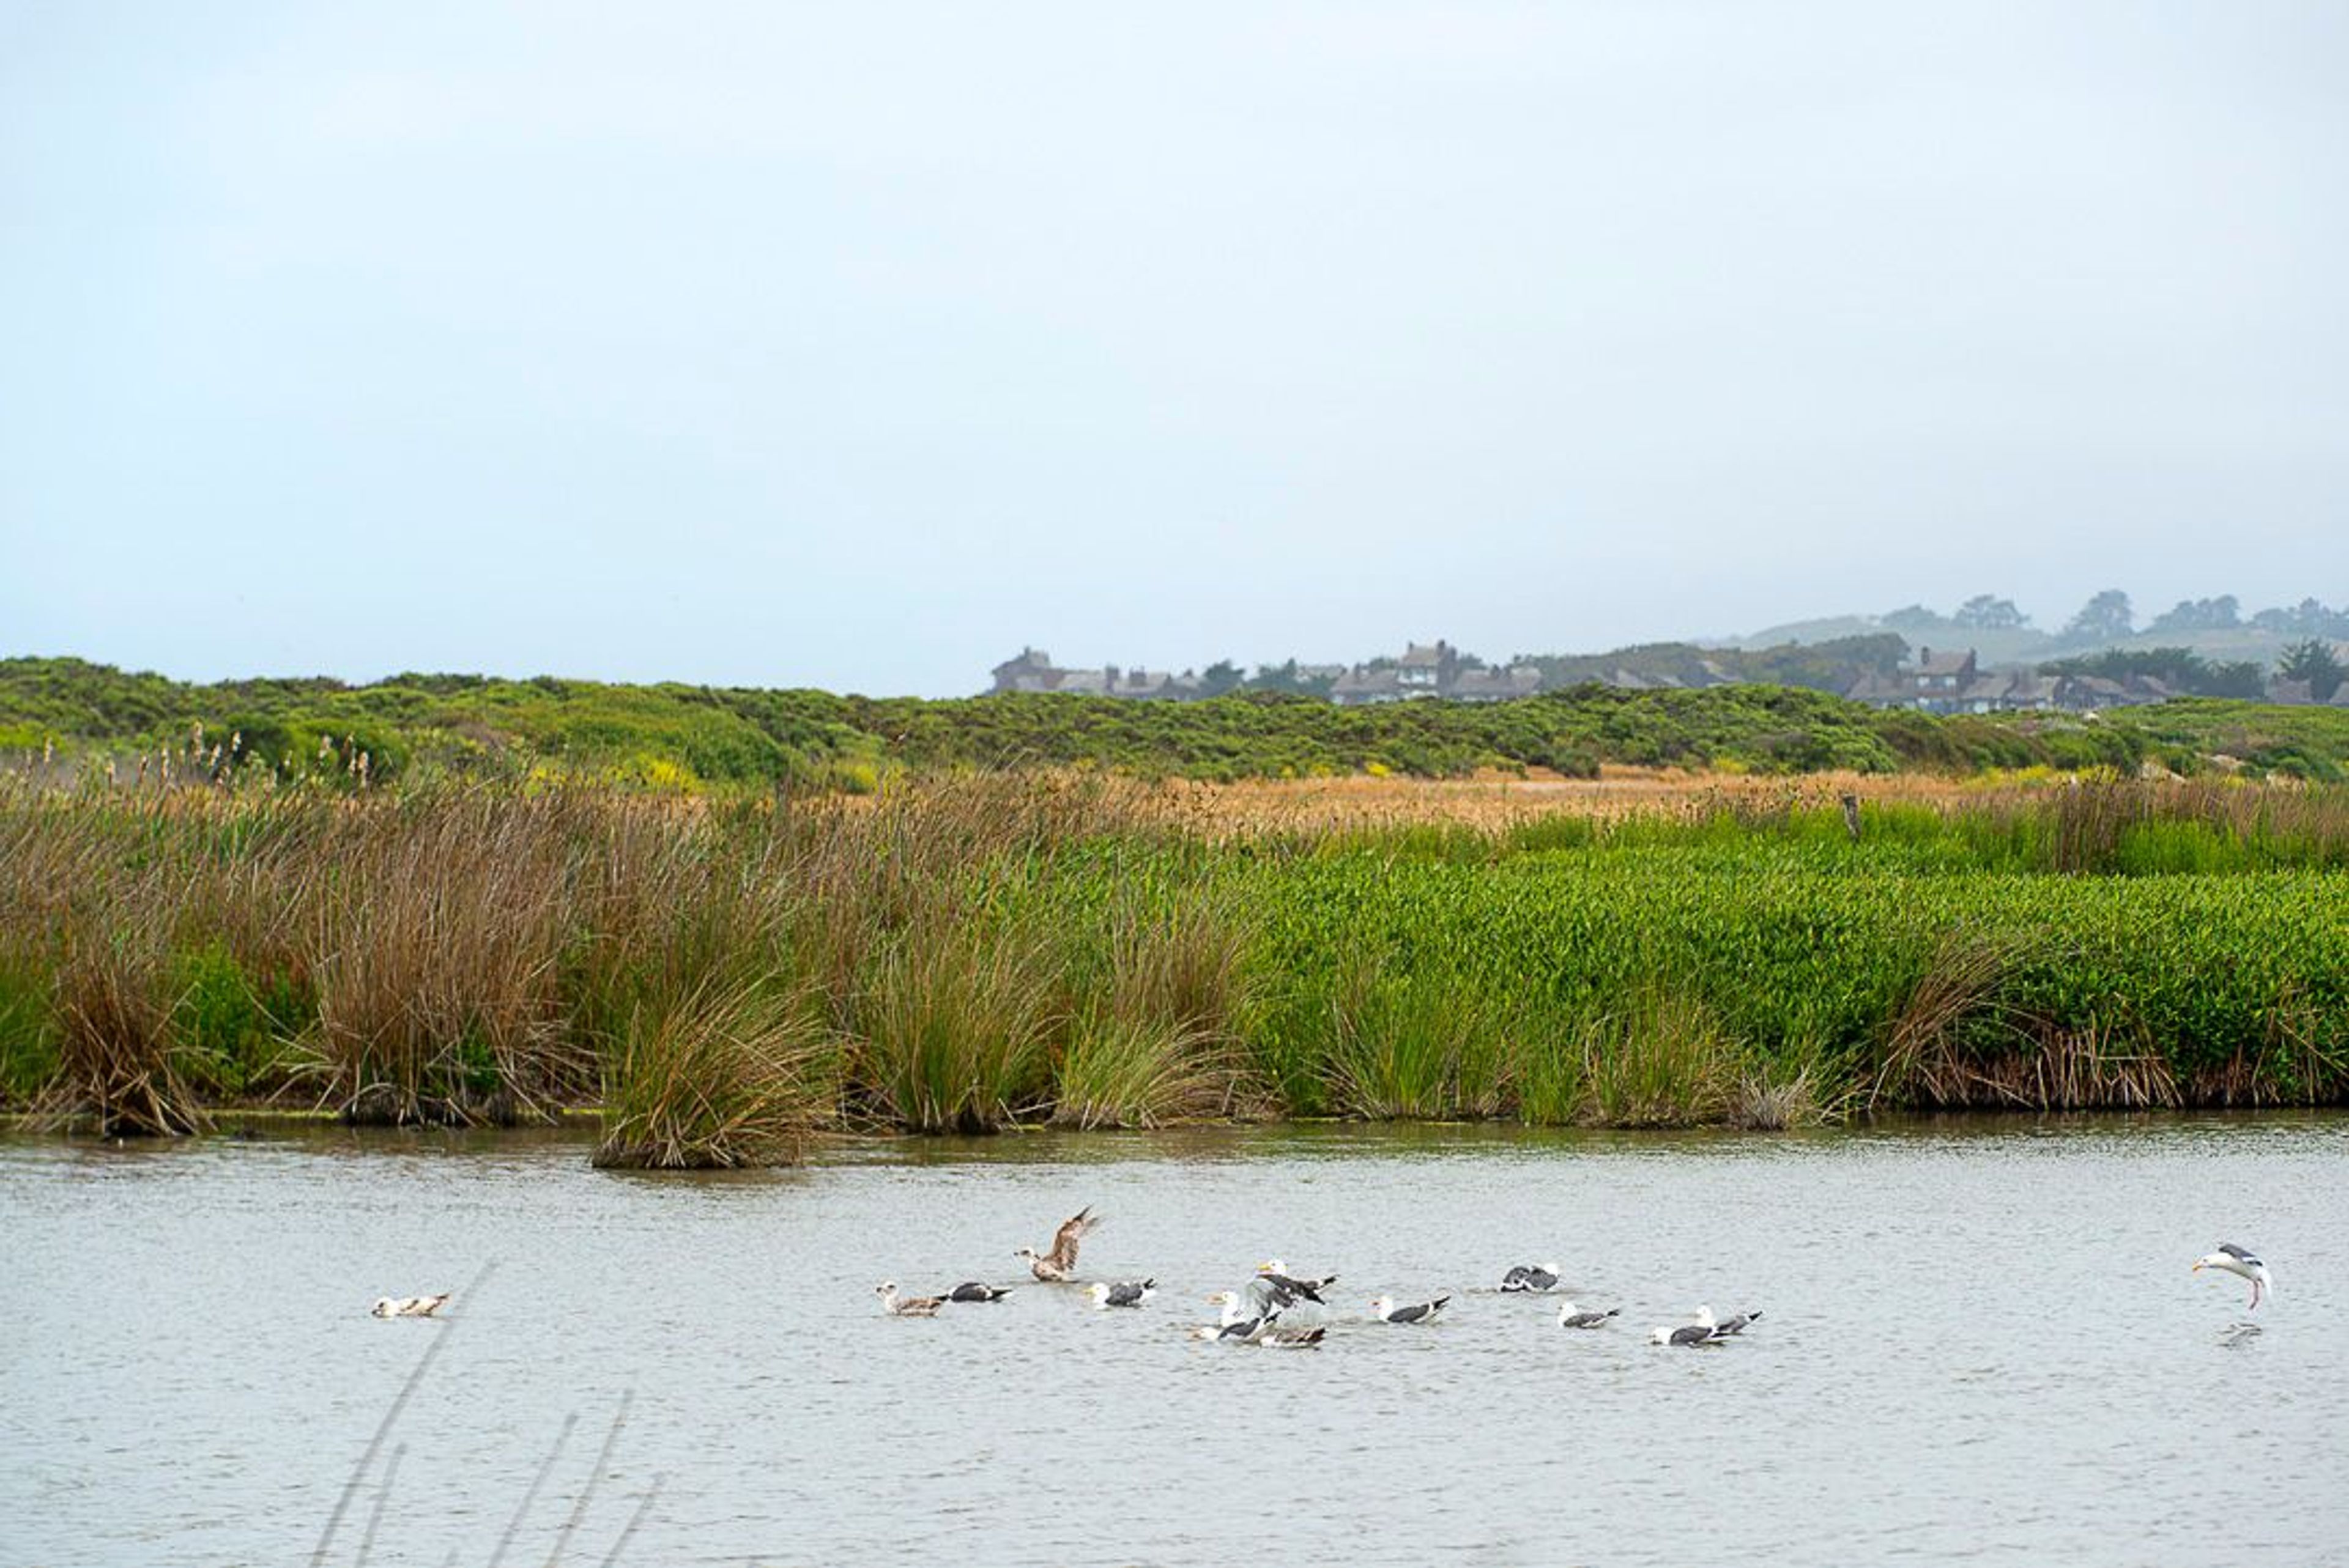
[307,791,585,1124]
[593,975,825,1168]
[38,914,207,1136]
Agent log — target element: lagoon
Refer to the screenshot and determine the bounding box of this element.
[3,1115,2344,1566]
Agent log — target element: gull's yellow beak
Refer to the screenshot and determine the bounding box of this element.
[2191,1261,2203,1273]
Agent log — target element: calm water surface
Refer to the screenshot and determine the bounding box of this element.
[2,1115,2345,1567]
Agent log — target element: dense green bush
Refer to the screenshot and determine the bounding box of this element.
[7,657,2348,789]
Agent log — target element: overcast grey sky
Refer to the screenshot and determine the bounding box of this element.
[3,2,2343,695]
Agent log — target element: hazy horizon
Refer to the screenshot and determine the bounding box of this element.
[6,3,2345,697]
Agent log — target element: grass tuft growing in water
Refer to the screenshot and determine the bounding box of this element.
[593,977,825,1169]
[850,919,1059,1134]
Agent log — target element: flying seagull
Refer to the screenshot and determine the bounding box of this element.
[1369,1294,1450,1325]
[369,1294,450,1318]
[944,1282,1014,1303]
[1015,1206,1102,1282]
[1089,1278,1157,1310]
[2194,1244,2272,1310]
[1502,1264,1562,1293]
[875,1282,945,1317]
[1556,1301,1620,1329]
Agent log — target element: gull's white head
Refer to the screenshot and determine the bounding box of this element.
[1368,1295,1395,1316]
[1088,1282,1111,1304]
[2194,1248,2272,1308]
[1258,1259,1286,1276]
[874,1282,897,1298]
[1013,1247,1038,1261]
[369,1298,395,1318]
[1207,1290,1238,1307]
[1649,1325,1674,1345]
[1691,1304,1717,1328]
[1556,1299,1581,1317]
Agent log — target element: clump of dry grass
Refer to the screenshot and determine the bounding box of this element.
[1052,890,1260,1128]
[593,977,825,1169]
[307,791,586,1125]
[37,917,207,1136]
[849,918,1061,1134]
[1869,933,2027,1109]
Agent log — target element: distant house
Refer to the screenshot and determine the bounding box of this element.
[1329,640,1543,704]
[1329,666,1406,706]
[1450,664,1544,703]
[1845,648,2175,715]
[987,649,1202,700]
[990,648,1063,693]
[1395,641,1457,694]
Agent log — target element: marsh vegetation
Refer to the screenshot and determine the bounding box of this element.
[2,771,2342,1161]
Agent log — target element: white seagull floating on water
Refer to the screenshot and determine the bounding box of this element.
[1195,1290,1272,1341]
[1369,1294,1449,1325]
[1501,1263,1561,1293]
[369,1294,450,1318]
[1649,1321,1718,1347]
[2193,1243,2272,1310]
[1696,1304,1762,1337]
[1556,1300,1620,1329]
[1089,1278,1156,1310]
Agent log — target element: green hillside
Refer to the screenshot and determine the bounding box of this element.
[5,656,2348,788]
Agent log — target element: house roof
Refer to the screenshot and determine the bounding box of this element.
[1330,667,1403,697]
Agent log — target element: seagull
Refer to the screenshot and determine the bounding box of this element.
[944,1282,1013,1303]
[1089,1278,1156,1310]
[2194,1244,2273,1310]
[1502,1264,1562,1293]
[369,1294,450,1318]
[876,1282,944,1317]
[1253,1259,1337,1307]
[1195,1290,1272,1341]
[1258,1321,1327,1348]
[1015,1207,1102,1282]
[1556,1300,1620,1329]
[1369,1294,1450,1325]
[1708,1308,1762,1337]
[1650,1322,1720,1347]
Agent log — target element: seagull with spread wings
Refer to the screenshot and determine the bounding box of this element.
[1014,1205,1102,1282]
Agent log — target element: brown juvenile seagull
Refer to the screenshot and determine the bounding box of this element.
[875,1282,944,1317]
[1014,1205,1102,1282]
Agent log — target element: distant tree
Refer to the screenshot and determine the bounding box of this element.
[2276,639,2345,702]
[1881,604,1950,633]
[2147,595,2241,634]
[2205,660,2267,699]
[1248,659,1305,693]
[1951,594,2029,631]
[1200,659,1244,697]
[2038,645,2263,698]
[2063,590,2135,643]
[2251,598,2349,638]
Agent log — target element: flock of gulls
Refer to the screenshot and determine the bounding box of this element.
[367,1220,2281,1334]
[861,1205,1770,1350]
